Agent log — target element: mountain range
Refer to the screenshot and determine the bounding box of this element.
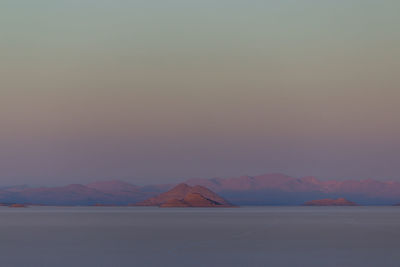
[0,182,171,206]
[186,173,400,205]
[1,173,400,205]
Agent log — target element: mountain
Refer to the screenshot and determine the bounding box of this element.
[0,181,170,206]
[16,184,114,205]
[86,180,141,194]
[304,198,358,206]
[0,185,31,192]
[185,173,400,205]
[137,183,233,207]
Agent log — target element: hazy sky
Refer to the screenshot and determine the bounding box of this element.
[1,0,399,185]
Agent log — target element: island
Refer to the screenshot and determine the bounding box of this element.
[8,203,28,208]
[136,183,234,207]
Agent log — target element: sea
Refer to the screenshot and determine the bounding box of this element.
[1,206,399,267]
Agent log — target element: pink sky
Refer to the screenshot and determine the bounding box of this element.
[1,0,399,185]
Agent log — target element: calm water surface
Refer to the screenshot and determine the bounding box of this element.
[1,206,400,267]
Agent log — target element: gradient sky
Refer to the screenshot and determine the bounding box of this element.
[1,0,400,185]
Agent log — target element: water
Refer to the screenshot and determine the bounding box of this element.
[1,206,400,267]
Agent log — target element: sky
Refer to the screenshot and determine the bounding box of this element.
[1,0,399,185]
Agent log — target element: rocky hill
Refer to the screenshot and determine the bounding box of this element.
[137,183,233,207]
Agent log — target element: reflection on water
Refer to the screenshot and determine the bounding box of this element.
[1,206,400,267]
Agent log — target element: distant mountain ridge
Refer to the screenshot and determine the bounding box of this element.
[1,173,400,205]
[185,173,400,205]
[0,181,172,206]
